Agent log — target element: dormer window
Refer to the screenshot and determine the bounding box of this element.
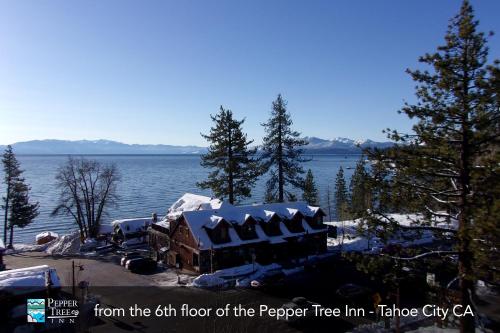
[204,219,231,244]
[233,217,258,240]
[260,215,282,236]
[283,212,305,233]
[305,214,326,229]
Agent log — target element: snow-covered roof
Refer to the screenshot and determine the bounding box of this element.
[112,217,152,233]
[0,265,61,291]
[155,219,170,230]
[166,193,227,219]
[324,213,458,253]
[181,201,327,250]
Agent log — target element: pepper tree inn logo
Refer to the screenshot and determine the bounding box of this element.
[27,298,79,324]
[27,299,45,323]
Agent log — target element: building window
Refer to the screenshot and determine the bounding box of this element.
[193,253,199,267]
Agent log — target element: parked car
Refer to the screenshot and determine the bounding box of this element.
[120,252,142,266]
[125,257,157,273]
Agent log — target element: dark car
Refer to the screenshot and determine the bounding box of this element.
[125,257,157,273]
[120,252,142,266]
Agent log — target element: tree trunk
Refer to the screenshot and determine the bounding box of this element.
[3,183,9,244]
[458,46,475,333]
[8,223,13,249]
[227,126,234,204]
[278,119,284,202]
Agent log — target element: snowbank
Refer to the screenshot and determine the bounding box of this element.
[192,257,331,289]
[35,231,59,243]
[192,275,228,288]
[45,232,81,255]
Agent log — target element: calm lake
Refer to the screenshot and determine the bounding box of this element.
[0,154,360,243]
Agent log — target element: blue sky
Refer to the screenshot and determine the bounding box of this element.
[1,0,499,146]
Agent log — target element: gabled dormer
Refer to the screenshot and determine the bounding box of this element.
[304,209,327,229]
[259,214,282,237]
[232,215,258,240]
[283,211,306,233]
[204,216,231,244]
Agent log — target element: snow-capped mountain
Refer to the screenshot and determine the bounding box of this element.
[0,137,393,155]
[302,136,393,154]
[0,139,207,155]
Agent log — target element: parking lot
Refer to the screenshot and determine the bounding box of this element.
[3,251,192,287]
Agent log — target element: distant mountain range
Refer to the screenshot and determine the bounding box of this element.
[302,137,394,154]
[0,137,393,155]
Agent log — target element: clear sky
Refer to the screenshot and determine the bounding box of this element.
[1,0,499,146]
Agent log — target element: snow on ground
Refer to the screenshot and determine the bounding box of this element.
[5,242,53,255]
[6,231,85,256]
[45,232,81,255]
[192,255,335,289]
[325,213,456,253]
[151,269,195,287]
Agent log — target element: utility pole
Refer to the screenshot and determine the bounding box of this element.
[72,260,84,297]
[72,261,75,296]
[210,246,213,274]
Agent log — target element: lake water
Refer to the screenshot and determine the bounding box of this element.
[0,154,360,243]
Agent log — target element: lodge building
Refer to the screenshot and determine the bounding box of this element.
[164,194,327,273]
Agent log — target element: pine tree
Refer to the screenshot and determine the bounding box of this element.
[261,94,308,202]
[365,2,499,331]
[2,145,23,244]
[334,166,349,221]
[198,106,259,204]
[349,157,370,218]
[7,181,39,248]
[2,146,38,248]
[302,169,319,206]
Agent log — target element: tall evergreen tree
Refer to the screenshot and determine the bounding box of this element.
[334,167,349,221]
[349,158,371,218]
[7,181,39,248]
[364,2,499,331]
[2,146,23,244]
[2,145,38,248]
[302,169,319,206]
[198,106,259,204]
[261,94,308,202]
